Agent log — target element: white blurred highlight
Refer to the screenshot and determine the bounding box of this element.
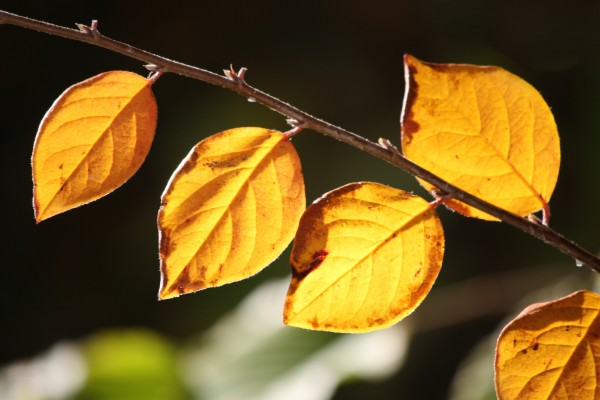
[0,342,86,400]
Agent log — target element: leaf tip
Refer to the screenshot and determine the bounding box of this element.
[33,203,49,223]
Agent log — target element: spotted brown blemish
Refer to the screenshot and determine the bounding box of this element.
[311,317,319,329]
[167,264,207,296]
[203,158,239,170]
[173,264,192,293]
[532,343,539,351]
[159,229,175,258]
[401,58,420,145]
[309,250,329,269]
[282,288,297,322]
[198,265,206,286]
[179,149,199,174]
[366,317,385,327]
[293,250,329,280]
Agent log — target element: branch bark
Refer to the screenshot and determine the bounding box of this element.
[1,9,599,271]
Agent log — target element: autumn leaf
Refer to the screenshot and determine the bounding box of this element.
[401,55,561,220]
[32,71,157,222]
[495,290,600,400]
[284,182,444,333]
[158,127,305,299]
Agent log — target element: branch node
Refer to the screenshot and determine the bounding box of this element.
[527,213,543,225]
[224,64,247,85]
[145,63,161,72]
[76,19,101,38]
[286,118,300,127]
[378,138,402,159]
[430,188,450,200]
[429,197,445,209]
[237,67,248,81]
[283,118,307,138]
[144,64,165,84]
[148,70,164,84]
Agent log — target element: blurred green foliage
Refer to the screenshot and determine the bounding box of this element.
[77,330,188,400]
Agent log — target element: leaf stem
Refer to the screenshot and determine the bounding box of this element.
[1,9,599,272]
[283,126,304,139]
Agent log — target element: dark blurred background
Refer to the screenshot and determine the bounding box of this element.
[1,1,599,399]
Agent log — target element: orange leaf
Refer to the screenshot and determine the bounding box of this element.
[158,127,305,299]
[401,55,560,220]
[284,182,444,333]
[32,71,157,222]
[495,290,600,400]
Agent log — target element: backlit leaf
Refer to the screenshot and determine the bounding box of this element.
[32,71,157,222]
[158,127,305,299]
[284,182,444,333]
[495,290,600,400]
[401,55,560,220]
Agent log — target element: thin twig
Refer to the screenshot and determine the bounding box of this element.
[1,9,599,271]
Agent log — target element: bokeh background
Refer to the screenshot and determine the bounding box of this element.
[1,1,599,399]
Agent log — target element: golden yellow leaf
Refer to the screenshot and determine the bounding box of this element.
[284,182,444,333]
[495,290,600,400]
[32,71,157,222]
[401,55,561,220]
[158,127,305,299]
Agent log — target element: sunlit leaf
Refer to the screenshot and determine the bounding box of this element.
[495,290,600,400]
[158,127,305,299]
[401,55,560,220]
[32,71,157,222]
[284,182,444,333]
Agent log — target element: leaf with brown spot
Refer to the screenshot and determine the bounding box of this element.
[495,290,600,400]
[32,71,157,222]
[401,55,560,220]
[158,127,305,299]
[284,182,444,333]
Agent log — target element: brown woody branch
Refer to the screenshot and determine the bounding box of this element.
[1,10,599,271]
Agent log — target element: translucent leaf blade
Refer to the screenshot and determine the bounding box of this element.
[158,127,305,299]
[401,55,561,220]
[495,290,600,400]
[284,182,444,333]
[32,71,157,222]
